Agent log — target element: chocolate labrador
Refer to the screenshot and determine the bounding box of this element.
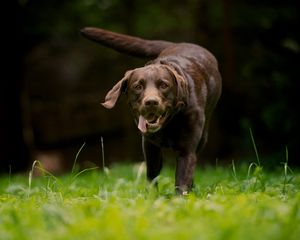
[81,27,222,194]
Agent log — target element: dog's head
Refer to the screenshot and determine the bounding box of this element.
[102,64,188,134]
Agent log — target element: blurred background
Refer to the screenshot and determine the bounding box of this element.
[1,0,299,174]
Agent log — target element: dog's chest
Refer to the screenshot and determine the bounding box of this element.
[144,111,198,150]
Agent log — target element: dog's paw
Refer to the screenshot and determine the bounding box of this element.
[175,186,190,196]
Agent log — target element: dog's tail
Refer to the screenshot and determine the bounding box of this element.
[80,27,173,58]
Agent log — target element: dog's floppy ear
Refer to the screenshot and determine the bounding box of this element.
[163,65,189,107]
[101,70,132,109]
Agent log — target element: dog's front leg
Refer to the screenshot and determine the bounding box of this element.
[142,137,163,183]
[175,152,197,195]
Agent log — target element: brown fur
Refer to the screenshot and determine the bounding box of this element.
[81,27,222,194]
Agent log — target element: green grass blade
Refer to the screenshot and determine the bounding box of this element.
[71,142,86,175]
[249,128,261,166]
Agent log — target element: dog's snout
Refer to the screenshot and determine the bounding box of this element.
[144,97,159,106]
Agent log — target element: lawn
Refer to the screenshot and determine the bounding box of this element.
[0,160,299,240]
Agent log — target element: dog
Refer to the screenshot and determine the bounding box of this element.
[81,27,222,194]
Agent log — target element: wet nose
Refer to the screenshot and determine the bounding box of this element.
[144,97,159,106]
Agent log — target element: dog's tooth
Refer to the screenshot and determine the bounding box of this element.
[156,116,161,123]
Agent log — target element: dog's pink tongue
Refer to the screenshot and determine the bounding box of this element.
[138,116,147,133]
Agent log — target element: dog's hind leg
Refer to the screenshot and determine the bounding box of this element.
[175,152,197,195]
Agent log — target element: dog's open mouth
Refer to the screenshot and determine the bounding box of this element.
[138,112,168,134]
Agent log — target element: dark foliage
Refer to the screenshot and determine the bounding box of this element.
[1,0,299,173]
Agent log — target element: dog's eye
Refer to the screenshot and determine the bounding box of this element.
[160,82,169,90]
[133,84,143,92]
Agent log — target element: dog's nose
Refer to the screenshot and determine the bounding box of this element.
[144,97,159,106]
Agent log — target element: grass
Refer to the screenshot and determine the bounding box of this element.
[0,160,299,240]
